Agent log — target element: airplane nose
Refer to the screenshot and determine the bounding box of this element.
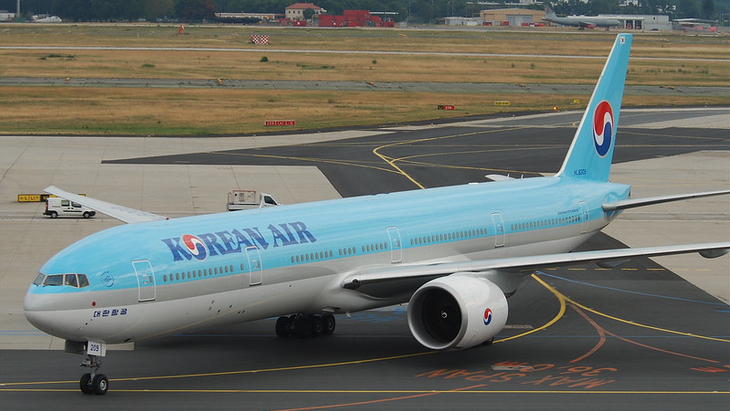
[23,287,59,336]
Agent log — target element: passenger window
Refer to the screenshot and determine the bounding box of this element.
[61,200,70,207]
[64,274,78,287]
[72,202,82,208]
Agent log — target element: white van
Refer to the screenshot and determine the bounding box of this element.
[45,197,96,219]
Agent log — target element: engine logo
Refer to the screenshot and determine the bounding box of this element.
[483,308,493,325]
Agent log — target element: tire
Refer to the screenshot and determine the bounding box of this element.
[83,212,91,219]
[311,315,324,337]
[295,315,312,339]
[92,374,109,395]
[49,211,58,219]
[80,373,93,395]
[323,314,336,335]
[275,316,290,338]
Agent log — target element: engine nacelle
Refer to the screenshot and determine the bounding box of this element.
[407,275,508,350]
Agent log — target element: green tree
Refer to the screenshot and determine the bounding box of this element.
[303,7,316,20]
[89,0,144,21]
[176,0,218,21]
[677,0,701,17]
[701,0,715,18]
[144,0,175,20]
[51,0,93,21]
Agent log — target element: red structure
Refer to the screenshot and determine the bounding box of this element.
[318,10,394,27]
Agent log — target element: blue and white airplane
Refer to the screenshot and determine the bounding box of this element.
[24,34,729,395]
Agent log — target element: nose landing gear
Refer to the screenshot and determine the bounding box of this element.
[79,354,109,395]
[65,341,110,395]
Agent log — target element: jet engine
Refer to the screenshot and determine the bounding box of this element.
[407,275,508,350]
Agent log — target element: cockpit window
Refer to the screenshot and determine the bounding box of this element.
[64,274,78,287]
[44,275,64,286]
[34,273,90,288]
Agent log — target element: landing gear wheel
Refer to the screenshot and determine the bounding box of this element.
[79,353,108,395]
[275,314,336,338]
[311,315,324,336]
[92,374,109,395]
[295,315,312,339]
[276,316,291,338]
[80,373,93,395]
[323,314,336,335]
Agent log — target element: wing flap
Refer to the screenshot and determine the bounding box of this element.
[45,186,167,224]
[486,174,515,181]
[343,242,729,290]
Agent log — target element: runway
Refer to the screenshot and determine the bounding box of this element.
[0,108,728,410]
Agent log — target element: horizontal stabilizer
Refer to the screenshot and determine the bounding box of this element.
[603,189,730,212]
[343,242,730,290]
[45,186,168,224]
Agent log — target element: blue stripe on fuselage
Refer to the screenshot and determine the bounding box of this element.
[32,176,630,295]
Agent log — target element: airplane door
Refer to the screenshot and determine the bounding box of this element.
[132,260,156,302]
[246,246,262,286]
[386,227,403,264]
[579,201,589,234]
[491,213,505,248]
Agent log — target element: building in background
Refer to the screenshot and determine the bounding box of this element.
[285,3,325,22]
[480,8,545,26]
[0,10,15,21]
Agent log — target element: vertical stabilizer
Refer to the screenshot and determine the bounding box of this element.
[544,5,557,19]
[556,34,632,181]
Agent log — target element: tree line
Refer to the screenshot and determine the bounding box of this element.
[2,0,727,23]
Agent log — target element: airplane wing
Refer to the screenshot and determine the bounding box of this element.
[603,189,730,212]
[342,242,730,290]
[44,186,168,224]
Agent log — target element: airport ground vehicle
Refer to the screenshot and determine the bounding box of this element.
[44,197,96,219]
[226,189,279,211]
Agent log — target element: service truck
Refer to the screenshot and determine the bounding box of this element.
[226,190,279,211]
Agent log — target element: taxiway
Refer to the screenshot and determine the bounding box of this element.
[0,108,728,410]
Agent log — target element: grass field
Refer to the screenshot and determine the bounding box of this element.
[0,25,728,136]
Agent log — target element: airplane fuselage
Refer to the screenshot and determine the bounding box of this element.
[544,15,621,28]
[24,176,630,344]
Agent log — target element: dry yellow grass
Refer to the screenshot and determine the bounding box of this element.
[0,25,727,135]
[1,48,727,87]
[2,86,725,136]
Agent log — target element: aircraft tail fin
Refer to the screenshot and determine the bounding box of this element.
[556,33,632,182]
[544,5,557,19]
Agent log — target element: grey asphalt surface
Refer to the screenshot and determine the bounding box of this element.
[0,109,728,410]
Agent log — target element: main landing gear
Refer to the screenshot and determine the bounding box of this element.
[79,354,109,395]
[276,313,336,339]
